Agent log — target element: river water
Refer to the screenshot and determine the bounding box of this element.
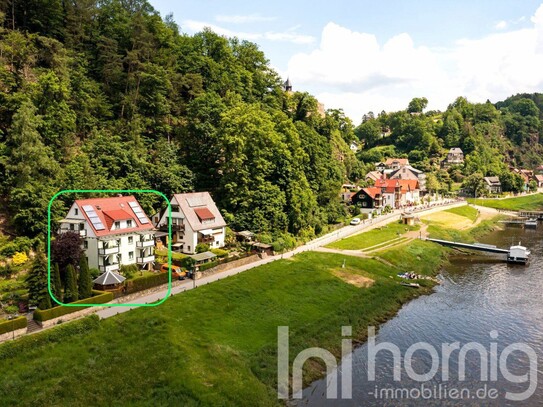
[298,225,543,406]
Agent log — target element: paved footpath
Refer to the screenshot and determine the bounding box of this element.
[97,200,466,319]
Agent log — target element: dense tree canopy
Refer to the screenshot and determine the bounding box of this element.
[0,0,356,241]
[0,0,540,242]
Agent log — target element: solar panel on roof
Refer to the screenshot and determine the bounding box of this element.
[186,197,205,207]
[128,201,149,224]
[82,205,105,230]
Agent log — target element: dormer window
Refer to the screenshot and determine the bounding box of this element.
[115,221,120,229]
[127,219,133,227]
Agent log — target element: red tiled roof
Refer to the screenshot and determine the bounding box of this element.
[103,209,132,221]
[375,179,419,193]
[74,196,153,237]
[385,158,409,166]
[194,207,215,221]
[362,187,381,199]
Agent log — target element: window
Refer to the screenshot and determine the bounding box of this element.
[129,251,134,260]
[127,220,133,227]
[83,241,88,249]
[115,221,120,229]
[128,236,133,244]
[79,223,84,230]
[74,208,78,215]
[70,224,74,230]
[362,202,368,207]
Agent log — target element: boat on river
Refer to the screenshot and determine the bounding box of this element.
[507,243,530,264]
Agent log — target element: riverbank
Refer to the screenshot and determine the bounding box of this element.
[0,203,488,406]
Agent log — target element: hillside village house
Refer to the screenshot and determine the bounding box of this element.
[533,174,543,188]
[340,184,359,203]
[385,158,409,171]
[350,187,382,213]
[153,192,226,255]
[512,168,533,190]
[441,147,464,168]
[389,165,427,192]
[483,176,502,194]
[374,178,420,208]
[59,196,155,272]
[365,170,382,183]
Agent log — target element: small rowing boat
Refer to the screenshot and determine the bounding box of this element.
[400,282,420,288]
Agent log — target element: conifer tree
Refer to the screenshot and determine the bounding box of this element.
[78,257,92,299]
[52,263,63,303]
[26,252,52,310]
[64,264,79,303]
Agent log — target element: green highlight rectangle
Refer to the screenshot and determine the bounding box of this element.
[47,189,172,307]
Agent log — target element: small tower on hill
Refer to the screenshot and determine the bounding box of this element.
[283,77,292,92]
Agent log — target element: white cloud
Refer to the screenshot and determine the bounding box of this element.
[182,19,315,44]
[286,5,543,122]
[495,20,508,30]
[215,14,276,24]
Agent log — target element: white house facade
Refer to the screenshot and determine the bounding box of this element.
[59,196,155,272]
[153,192,227,255]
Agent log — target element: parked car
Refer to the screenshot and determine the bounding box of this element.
[160,263,187,280]
[350,218,361,225]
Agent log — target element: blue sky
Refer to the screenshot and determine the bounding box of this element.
[150,0,543,122]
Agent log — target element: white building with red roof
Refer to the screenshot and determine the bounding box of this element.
[153,192,227,254]
[59,196,155,272]
[374,179,420,208]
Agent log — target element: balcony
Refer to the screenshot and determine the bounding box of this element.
[99,263,120,273]
[198,236,214,244]
[60,228,87,237]
[158,222,185,232]
[98,246,120,255]
[136,240,155,248]
[137,255,155,264]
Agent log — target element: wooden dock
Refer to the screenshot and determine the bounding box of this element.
[426,238,509,254]
[426,238,530,264]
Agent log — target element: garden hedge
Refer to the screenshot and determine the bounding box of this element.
[123,272,169,294]
[198,261,218,272]
[0,315,99,361]
[0,316,27,335]
[34,290,113,322]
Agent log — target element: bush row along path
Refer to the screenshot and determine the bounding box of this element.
[96,200,467,319]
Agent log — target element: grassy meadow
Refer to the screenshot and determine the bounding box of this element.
[467,193,543,211]
[326,222,419,250]
[0,247,447,406]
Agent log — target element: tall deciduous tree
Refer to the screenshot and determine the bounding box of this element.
[51,232,83,277]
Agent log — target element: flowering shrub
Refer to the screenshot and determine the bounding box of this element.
[12,252,29,266]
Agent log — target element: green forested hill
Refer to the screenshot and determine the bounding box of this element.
[0,0,361,240]
[0,0,541,243]
[355,94,543,188]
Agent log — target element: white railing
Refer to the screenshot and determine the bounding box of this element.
[137,255,155,264]
[136,240,154,248]
[98,246,120,255]
[99,263,120,273]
